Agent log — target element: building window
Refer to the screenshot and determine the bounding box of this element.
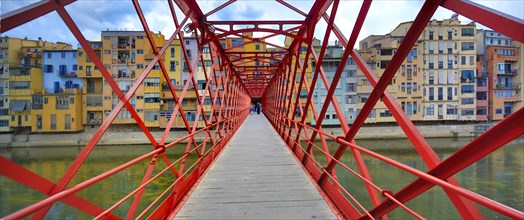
[170,61,175,71]
[461,70,475,83]
[380,61,389,69]
[380,110,392,117]
[137,50,144,54]
[171,47,175,58]
[461,28,474,36]
[461,85,475,94]
[461,42,474,51]
[461,98,474,105]
[427,104,434,115]
[61,52,66,58]
[65,114,71,129]
[446,104,457,115]
[231,39,244,48]
[429,87,434,100]
[51,114,56,130]
[47,52,51,59]
[496,109,502,114]
[429,73,434,84]
[461,109,475,116]
[447,87,453,100]
[45,65,53,73]
[461,56,466,65]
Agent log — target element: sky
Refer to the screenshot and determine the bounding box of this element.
[1,0,523,49]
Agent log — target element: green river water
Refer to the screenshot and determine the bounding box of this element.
[1,137,522,219]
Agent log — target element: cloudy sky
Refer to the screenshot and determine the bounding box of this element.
[1,0,523,49]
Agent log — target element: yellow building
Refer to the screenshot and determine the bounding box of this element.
[0,36,71,132]
[81,31,167,129]
[28,49,84,133]
[163,34,201,129]
[421,18,476,121]
[357,23,409,123]
[77,41,104,126]
[9,67,41,129]
[31,89,83,132]
[283,34,315,124]
[357,17,477,123]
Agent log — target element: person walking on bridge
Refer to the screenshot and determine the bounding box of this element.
[256,102,261,115]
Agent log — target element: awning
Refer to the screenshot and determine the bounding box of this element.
[10,100,26,112]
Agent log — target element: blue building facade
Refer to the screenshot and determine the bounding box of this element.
[312,43,358,125]
[42,50,82,93]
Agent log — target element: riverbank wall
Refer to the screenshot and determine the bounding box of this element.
[0,122,497,148]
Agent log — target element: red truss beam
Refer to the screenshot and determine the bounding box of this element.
[208,20,304,25]
[0,0,75,33]
[211,25,305,43]
[3,0,524,219]
[276,0,307,17]
[203,0,236,17]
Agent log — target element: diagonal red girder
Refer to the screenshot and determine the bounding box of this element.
[2,0,523,219]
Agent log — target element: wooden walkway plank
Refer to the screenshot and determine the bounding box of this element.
[174,115,337,219]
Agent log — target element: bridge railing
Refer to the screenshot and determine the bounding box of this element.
[263,0,523,219]
[1,0,251,219]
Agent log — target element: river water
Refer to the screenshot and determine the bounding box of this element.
[1,137,522,219]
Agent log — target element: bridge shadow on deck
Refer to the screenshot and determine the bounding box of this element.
[174,114,337,219]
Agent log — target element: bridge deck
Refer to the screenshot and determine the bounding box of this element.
[174,115,337,219]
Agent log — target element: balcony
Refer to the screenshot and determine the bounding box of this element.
[145,52,165,60]
[59,71,78,78]
[32,103,43,109]
[497,69,518,76]
[86,95,103,107]
[502,95,521,102]
[63,88,79,94]
[476,99,488,106]
[496,83,520,90]
[20,51,42,58]
[86,87,102,94]
[117,70,134,79]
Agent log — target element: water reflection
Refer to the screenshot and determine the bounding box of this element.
[313,137,524,219]
[0,144,196,219]
[0,138,522,219]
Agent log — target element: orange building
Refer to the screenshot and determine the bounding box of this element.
[486,45,521,120]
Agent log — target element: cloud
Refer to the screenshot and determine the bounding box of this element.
[1,0,523,49]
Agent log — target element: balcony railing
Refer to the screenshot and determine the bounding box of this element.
[496,83,520,90]
[32,104,43,109]
[60,71,78,77]
[86,99,103,107]
[497,69,517,75]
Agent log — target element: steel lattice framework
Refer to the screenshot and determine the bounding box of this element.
[1,0,523,219]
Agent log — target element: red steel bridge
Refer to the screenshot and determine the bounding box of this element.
[1,0,524,219]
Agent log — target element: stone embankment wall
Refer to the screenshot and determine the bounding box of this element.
[327,123,496,139]
[0,122,497,147]
[0,131,206,147]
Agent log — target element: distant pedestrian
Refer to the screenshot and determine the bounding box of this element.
[256,102,261,115]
